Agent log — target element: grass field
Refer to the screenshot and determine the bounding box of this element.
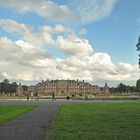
[47,102,140,140]
[0,105,37,124]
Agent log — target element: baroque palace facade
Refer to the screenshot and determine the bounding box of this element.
[28,79,102,95]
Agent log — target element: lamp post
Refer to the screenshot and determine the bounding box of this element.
[136,35,140,68]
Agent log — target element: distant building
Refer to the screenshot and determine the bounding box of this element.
[102,83,110,95]
[28,79,101,96]
[16,83,24,95]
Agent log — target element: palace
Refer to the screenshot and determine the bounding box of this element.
[28,79,101,96]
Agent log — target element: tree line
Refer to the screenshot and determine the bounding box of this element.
[110,80,140,94]
[0,79,28,94]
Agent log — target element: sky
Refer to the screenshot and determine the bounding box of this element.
[0,0,140,87]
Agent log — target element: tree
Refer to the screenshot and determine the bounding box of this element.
[128,86,137,92]
[11,82,18,86]
[0,80,19,94]
[136,79,140,91]
[3,79,9,84]
[117,83,126,93]
[22,85,28,92]
[1,81,10,93]
[136,35,140,51]
[136,35,140,67]
[0,82,4,94]
[109,87,117,94]
[11,82,18,93]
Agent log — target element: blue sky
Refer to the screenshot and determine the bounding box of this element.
[0,0,139,86]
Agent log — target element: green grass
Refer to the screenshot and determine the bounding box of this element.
[47,102,140,140]
[0,105,37,124]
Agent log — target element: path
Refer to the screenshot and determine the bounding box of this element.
[0,100,58,140]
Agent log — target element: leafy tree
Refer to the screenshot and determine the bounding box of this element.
[11,82,18,86]
[1,81,10,93]
[22,85,28,92]
[128,86,137,92]
[0,79,19,94]
[3,79,9,84]
[117,83,126,93]
[136,79,140,91]
[109,87,117,94]
[136,35,140,67]
[11,82,18,93]
[136,35,140,51]
[0,82,4,93]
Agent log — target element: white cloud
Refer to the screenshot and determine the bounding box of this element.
[42,24,93,56]
[79,28,87,36]
[0,0,117,24]
[55,34,93,56]
[39,1,80,22]
[73,0,117,24]
[0,37,22,61]
[16,71,34,81]
[0,19,93,57]
[0,19,30,34]
[15,40,44,56]
[1,72,12,79]
[55,53,139,84]
[54,25,72,34]
[0,0,80,23]
[42,24,73,34]
[0,19,45,47]
[0,19,139,86]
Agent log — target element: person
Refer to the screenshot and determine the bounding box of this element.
[36,93,39,100]
[33,92,39,100]
[26,93,30,101]
[31,92,34,100]
[72,94,75,99]
[66,95,70,100]
[52,92,55,101]
[85,94,88,100]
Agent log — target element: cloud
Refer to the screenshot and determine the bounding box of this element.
[0,19,31,34]
[136,18,140,24]
[79,28,87,35]
[0,37,22,61]
[0,19,93,57]
[55,34,93,56]
[0,19,45,47]
[0,0,80,23]
[72,0,117,24]
[55,53,139,83]
[39,1,80,22]
[0,0,117,24]
[0,19,139,85]
[42,24,93,56]
[15,40,44,57]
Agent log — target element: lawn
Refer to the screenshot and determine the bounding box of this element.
[0,105,37,124]
[47,102,140,140]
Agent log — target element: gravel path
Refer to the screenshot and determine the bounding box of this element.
[0,100,58,140]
